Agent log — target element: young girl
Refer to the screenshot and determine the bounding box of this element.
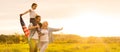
[20,3,38,26]
[20,3,41,39]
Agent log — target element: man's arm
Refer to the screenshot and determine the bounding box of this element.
[28,23,39,30]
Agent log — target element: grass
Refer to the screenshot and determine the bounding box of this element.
[0,35,120,52]
[0,43,120,52]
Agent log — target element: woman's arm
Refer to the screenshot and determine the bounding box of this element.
[49,27,63,32]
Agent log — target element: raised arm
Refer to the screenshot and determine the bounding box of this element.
[20,9,31,17]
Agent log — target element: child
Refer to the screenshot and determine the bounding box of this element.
[20,3,38,26]
[20,3,41,39]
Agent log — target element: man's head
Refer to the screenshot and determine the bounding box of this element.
[35,15,41,23]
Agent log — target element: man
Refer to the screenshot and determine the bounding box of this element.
[28,15,42,52]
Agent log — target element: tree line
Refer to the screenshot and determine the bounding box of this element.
[0,34,120,44]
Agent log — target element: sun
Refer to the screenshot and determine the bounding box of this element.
[50,11,120,37]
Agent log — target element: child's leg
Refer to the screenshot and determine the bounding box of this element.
[30,18,37,26]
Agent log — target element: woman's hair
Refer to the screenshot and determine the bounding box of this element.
[31,3,37,7]
[41,21,48,29]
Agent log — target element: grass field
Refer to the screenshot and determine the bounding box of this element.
[0,43,120,52]
[0,34,120,52]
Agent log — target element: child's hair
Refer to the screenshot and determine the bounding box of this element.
[31,3,37,7]
[35,15,41,19]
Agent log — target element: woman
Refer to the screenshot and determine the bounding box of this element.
[39,21,63,52]
[39,21,49,52]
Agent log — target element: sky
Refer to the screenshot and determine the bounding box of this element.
[0,0,120,37]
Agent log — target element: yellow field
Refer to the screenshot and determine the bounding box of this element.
[0,43,120,52]
[0,34,120,52]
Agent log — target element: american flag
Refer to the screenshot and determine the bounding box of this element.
[20,16,30,37]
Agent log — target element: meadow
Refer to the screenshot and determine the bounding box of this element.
[0,34,120,52]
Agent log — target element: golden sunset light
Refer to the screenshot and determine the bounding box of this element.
[0,0,120,37]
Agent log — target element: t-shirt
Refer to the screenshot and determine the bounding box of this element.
[29,9,37,18]
[28,23,39,39]
[32,31,38,39]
